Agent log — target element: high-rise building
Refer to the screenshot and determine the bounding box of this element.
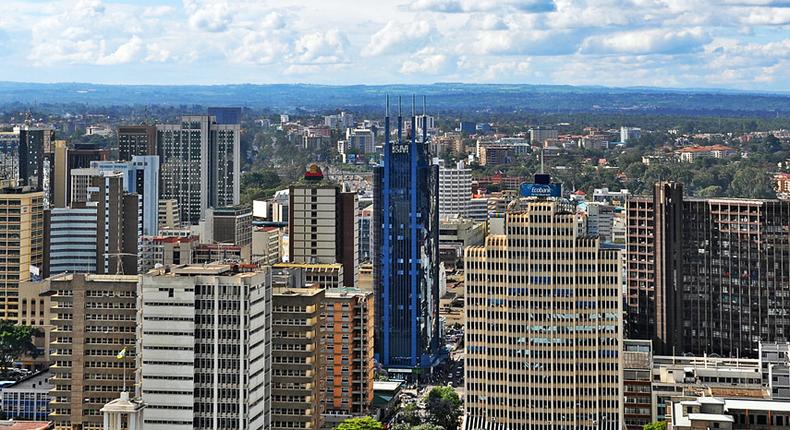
[321,288,374,425]
[52,140,68,208]
[344,128,375,154]
[16,125,52,191]
[140,264,272,430]
[465,194,623,430]
[358,204,373,264]
[585,201,615,242]
[0,188,44,321]
[47,273,139,430]
[623,339,653,430]
[138,235,196,272]
[438,160,472,219]
[289,164,358,289]
[252,227,283,266]
[272,286,325,430]
[528,126,559,145]
[65,143,111,205]
[48,173,140,276]
[372,97,440,371]
[118,125,157,162]
[158,198,181,229]
[626,182,790,358]
[89,156,160,236]
[207,205,253,252]
[157,114,240,225]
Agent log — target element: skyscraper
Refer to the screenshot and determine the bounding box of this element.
[626,182,790,357]
[16,125,52,191]
[118,125,157,162]
[140,264,272,430]
[0,188,44,321]
[373,96,440,371]
[47,273,139,430]
[289,164,358,289]
[465,188,623,430]
[438,160,472,219]
[90,155,160,236]
[157,114,240,225]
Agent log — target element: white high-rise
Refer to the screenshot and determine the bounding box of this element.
[139,264,272,430]
[465,198,623,430]
[439,160,472,219]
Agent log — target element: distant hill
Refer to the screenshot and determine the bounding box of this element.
[0,81,787,117]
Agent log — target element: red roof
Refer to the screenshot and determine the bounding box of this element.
[677,144,735,153]
[0,422,53,430]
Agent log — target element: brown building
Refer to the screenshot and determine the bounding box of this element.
[626,182,790,358]
[0,188,45,321]
[19,280,52,370]
[623,340,653,430]
[47,273,139,430]
[289,164,358,289]
[322,288,374,425]
[272,287,325,430]
[117,125,157,162]
[478,145,515,166]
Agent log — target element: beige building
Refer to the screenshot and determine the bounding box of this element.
[322,288,374,426]
[272,262,344,290]
[19,280,52,369]
[47,273,139,430]
[157,199,180,229]
[0,188,44,321]
[252,226,283,266]
[465,198,623,430]
[272,287,325,430]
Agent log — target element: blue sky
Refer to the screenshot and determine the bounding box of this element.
[0,0,787,91]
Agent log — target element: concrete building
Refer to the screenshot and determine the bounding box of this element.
[272,263,344,290]
[468,197,488,222]
[51,141,68,209]
[626,182,790,357]
[0,188,44,321]
[89,156,160,236]
[47,274,139,430]
[18,280,53,369]
[157,199,180,229]
[478,145,515,166]
[289,165,358,289]
[438,217,486,270]
[465,197,623,430]
[139,265,273,430]
[343,129,375,154]
[206,206,252,257]
[438,160,472,219]
[623,340,653,430]
[529,126,559,145]
[760,342,790,400]
[321,289,374,426]
[272,287,325,430]
[620,127,641,143]
[585,202,615,242]
[138,235,196,272]
[48,173,140,276]
[16,125,52,192]
[100,392,144,430]
[156,114,241,225]
[252,227,283,266]
[117,125,157,162]
[1,371,52,421]
[670,397,790,429]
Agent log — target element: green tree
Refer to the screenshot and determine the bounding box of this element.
[697,185,723,198]
[0,320,40,370]
[425,386,462,430]
[729,167,775,199]
[643,422,667,430]
[334,417,383,430]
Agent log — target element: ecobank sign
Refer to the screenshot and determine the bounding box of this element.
[520,183,561,198]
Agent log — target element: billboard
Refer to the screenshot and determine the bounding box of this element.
[520,182,561,198]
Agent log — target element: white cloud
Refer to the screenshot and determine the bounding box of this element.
[293,29,350,64]
[183,0,233,32]
[580,28,711,55]
[400,48,454,74]
[364,20,435,56]
[407,0,556,13]
[96,35,143,65]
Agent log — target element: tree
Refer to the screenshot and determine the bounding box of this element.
[0,320,40,370]
[334,417,383,430]
[729,167,775,199]
[643,422,667,430]
[425,386,462,430]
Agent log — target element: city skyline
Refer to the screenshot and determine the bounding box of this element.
[0,0,787,91]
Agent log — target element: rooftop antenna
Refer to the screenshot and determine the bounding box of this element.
[540,146,545,174]
[411,94,416,145]
[422,96,428,144]
[397,96,403,146]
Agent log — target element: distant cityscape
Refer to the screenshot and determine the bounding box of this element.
[0,91,788,430]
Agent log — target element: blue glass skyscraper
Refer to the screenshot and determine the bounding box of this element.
[373,96,440,372]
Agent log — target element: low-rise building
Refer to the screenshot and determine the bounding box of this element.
[1,371,51,421]
[670,397,790,429]
[676,144,737,162]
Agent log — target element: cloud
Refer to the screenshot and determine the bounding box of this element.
[293,29,350,64]
[580,28,712,55]
[96,35,143,65]
[406,0,556,13]
[364,20,435,56]
[400,48,454,74]
[474,29,583,55]
[183,0,233,32]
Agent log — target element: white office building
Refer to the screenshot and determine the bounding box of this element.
[89,155,160,236]
[620,127,642,143]
[139,264,272,430]
[438,160,472,219]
